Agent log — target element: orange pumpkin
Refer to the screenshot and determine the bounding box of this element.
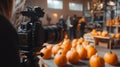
[97,31,102,36]
[72,38,79,48]
[57,42,63,46]
[104,51,118,65]
[85,44,94,50]
[66,48,79,64]
[40,46,52,59]
[102,31,108,37]
[76,45,87,60]
[54,50,67,67]
[77,37,84,45]
[64,34,69,40]
[61,39,72,52]
[86,46,97,59]
[52,45,61,56]
[36,44,53,55]
[45,44,53,50]
[91,29,98,36]
[82,41,89,48]
[90,54,105,67]
[115,33,120,39]
[111,33,115,39]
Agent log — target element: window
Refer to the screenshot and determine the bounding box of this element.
[47,0,63,9]
[69,2,83,11]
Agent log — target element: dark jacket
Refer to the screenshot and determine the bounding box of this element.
[0,14,20,67]
[58,18,67,32]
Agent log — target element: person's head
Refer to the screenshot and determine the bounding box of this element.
[0,0,14,20]
[60,15,64,19]
[78,17,86,23]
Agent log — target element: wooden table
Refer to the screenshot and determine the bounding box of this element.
[93,36,111,48]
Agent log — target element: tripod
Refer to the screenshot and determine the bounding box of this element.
[20,19,44,67]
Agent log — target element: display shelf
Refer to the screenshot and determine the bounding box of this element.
[106,25,120,33]
[93,36,120,49]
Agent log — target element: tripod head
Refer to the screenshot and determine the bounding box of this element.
[21,6,45,19]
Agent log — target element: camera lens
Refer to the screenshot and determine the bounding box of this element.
[43,25,64,44]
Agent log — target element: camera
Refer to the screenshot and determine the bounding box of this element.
[18,6,64,52]
[17,6,65,67]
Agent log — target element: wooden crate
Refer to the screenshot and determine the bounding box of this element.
[98,41,109,48]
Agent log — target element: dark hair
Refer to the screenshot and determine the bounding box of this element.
[0,0,14,19]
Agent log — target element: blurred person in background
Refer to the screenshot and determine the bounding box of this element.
[78,17,87,37]
[58,15,67,35]
[66,16,73,40]
[71,14,78,39]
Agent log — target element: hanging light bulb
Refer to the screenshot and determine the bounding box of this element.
[107,0,116,7]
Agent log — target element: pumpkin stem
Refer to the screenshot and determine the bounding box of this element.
[109,50,112,53]
[95,53,98,56]
[60,52,62,55]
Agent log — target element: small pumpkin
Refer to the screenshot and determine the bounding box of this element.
[111,33,115,39]
[72,38,79,48]
[85,44,94,50]
[76,45,87,60]
[66,48,79,64]
[82,41,89,48]
[40,46,52,59]
[54,50,67,67]
[77,37,84,45]
[61,39,72,52]
[115,33,120,39]
[52,45,61,56]
[97,31,102,36]
[64,34,69,40]
[90,54,105,67]
[86,46,97,59]
[102,31,108,37]
[104,51,118,65]
[91,29,97,36]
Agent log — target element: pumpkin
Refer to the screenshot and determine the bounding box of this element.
[86,46,97,59]
[77,37,84,45]
[91,29,98,36]
[40,46,52,59]
[57,42,63,46]
[64,34,69,40]
[115,33,120,39]
[61,39,72,52]
[111,33,115,39]
[104,51,118,65]
[82,41,89,48]
[54,50,67,67]
[56,48,67,56]
[90,54,105,67]
[44,44,53,50]
[102,31,108,37]
[97,31,102,36]
[76,45,87,60]
[52,45,61,56]
[72,39,79,48]
[66,48,79,64]
[36,44,53,55]
[85,44,94,50]
[106,19,114,26]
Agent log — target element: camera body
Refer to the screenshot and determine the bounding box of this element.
[18,6,64,52]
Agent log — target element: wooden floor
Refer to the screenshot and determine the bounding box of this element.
[42,46,120,67]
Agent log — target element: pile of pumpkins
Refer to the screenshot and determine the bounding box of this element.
[91,29,109,37]
[106,16,120,26]
[91,29,120,39]
[37,35,119,67]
